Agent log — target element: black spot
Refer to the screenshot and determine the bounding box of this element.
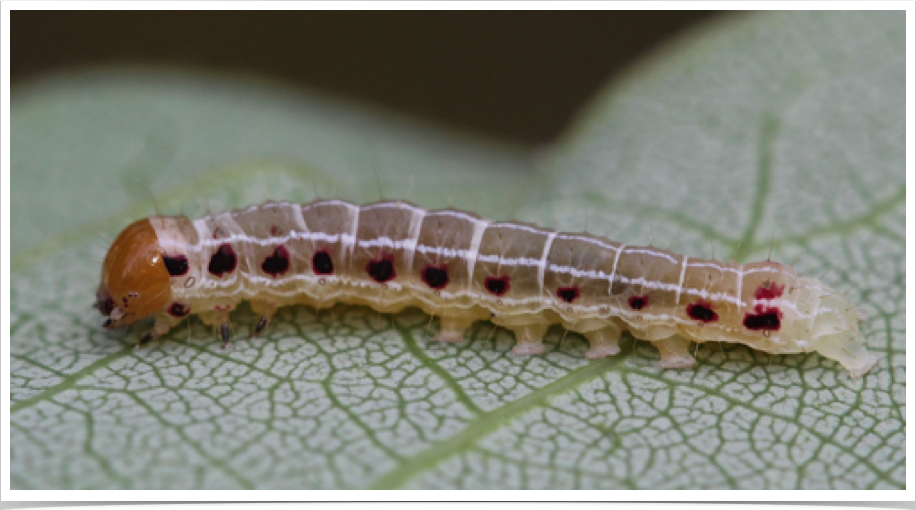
[367,257,396,283]
[208,244,237,277]
[422,265,449,289]
[312,251,334,275]
[686,301,719,322]
[484,275,510,296]
[96,286,115,315]
[163,255,189,276]
[743,308,782,331]
[261,246,290,277]
[168,302,190,317]
[628,295,649,311]
[557,286,579,303]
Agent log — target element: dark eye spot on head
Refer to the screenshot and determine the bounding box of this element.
[744,307,782,331]
[208,244,237,277]
[367,255,396,283]
[628,295,649,311]
[168,302,190,317]
[484,275,510,296]
[686,301,718,322]
[164,255,189,276]
[313,251,334,275]
[557,286,579,303]
[261,246,290,277]
[422,265,449,290]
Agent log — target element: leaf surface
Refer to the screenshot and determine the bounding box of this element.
[9,12,905,489]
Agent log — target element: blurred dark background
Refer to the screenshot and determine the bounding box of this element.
[12,11,719,145]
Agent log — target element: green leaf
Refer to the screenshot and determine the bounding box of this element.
[10,11,904,489]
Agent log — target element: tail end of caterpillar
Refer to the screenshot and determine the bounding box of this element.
[804,280,879,378]
[813,332,879,379]
[96,219,172,330]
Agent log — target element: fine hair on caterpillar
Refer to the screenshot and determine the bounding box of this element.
[96,199,878,378]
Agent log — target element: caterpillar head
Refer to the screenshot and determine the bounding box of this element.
[96,219,171,329]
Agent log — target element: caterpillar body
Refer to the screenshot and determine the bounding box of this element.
[96,199,878,378]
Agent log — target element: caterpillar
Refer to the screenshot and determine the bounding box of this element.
[95,199,878,378]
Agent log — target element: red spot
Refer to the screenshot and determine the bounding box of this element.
[744,283,785,331]
[484,275,510,296]
[743,306,783,331]
[557,286,580,303]
[270,225,279,236]
[755,281,785,300]
[422,264,450,290]
[628,295,649,310]
[686,300,718,323]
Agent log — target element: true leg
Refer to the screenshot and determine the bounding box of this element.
[249,301,277,338]
[198,309,234,349]
[136,312,182,348]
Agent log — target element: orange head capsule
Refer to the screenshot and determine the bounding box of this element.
[96,219,171,329]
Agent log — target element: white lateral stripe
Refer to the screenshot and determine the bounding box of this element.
[416,244,472,259]
[476,254,542,266]
[187,230,351,250]
[547,263,611,280]
[353,237,415,250]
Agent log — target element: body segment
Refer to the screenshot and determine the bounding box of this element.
[96,199,878,377]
